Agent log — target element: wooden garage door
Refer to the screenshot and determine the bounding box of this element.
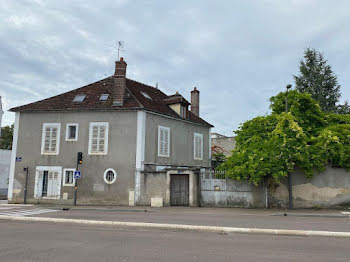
[170,174,189,206]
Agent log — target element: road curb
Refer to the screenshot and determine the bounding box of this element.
[0,215,350,238]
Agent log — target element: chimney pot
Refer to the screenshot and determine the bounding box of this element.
[191,87,200,117]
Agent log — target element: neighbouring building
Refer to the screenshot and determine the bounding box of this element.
[8,58,213,206]
[0,96,3,137]
[0,149,11,199]
[211,132,235,157]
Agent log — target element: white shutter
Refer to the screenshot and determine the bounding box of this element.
[158,126,170,157]
[89,123,109,155]
[194,133,203,160]
[47,171,54,197]
[50,127,57,152]
[91,126,99,153]
[159,128,164,156]
[34,170,44,199]
[44,128,50,152]
[99,126,106,153]
[164,128,169,156]
[41,123,60,155]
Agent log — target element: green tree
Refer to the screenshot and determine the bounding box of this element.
[0,125,14,150]
[294,48,341,113]
[336,101,350,114]
[219,91,350,185]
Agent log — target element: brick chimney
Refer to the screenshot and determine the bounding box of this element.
[113,57,127,106]
[191,87,200,117]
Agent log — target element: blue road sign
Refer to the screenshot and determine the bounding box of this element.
[74,171,81,179]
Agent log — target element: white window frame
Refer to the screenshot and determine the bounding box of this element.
[158,126,170,157]
[34,166,62,199]
[63,168,76,187]
[103,168,117,184]
[66,123,79,141]
[88,122,109,155]
[180,106,186,118]
[41,123,61,155]
[194,133,203,160]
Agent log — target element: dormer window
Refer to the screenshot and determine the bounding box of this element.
[73,94,86,103]
[180,105,187,119]
[141,91,152,100]
[99,94,109,101]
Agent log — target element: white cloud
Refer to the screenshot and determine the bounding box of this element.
[1,0,350,134]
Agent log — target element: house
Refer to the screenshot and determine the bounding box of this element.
[7,58,213,206]
[211,132,235,157]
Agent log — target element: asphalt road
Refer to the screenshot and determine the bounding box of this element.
[1,221,350,262]
[32,207,350,232]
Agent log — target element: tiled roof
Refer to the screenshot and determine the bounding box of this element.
[164,94,190,105]
[10,77,213,127]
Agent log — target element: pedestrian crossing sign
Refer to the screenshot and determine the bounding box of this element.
[74,171,81,179]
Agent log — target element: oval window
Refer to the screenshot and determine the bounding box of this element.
[103,168,117,184]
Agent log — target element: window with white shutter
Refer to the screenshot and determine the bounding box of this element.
[194,133,203,160]
[89,122,109,155]
[41,123,61,155]
[34,166,62,199]
[158,126,170,157]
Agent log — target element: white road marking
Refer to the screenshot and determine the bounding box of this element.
[0,208,58,217]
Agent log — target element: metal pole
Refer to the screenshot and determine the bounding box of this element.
[225,175,228,208]
[23,167,28,204]
[285,85,293,209]
[73,159,78,206]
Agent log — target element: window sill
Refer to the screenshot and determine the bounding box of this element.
[89,152,108,156]
[41,153,59,156]
[158,155,170,158]
[66,139,78,142]
[38,196,61,200]
[63,184,75,187]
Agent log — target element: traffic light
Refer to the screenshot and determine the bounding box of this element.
[77,152,83,164]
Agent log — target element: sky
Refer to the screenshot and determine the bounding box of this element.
[1,0,350,135]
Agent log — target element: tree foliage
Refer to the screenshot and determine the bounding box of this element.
[294,48,341,113]
[0,125,14,150]
[219,91,350,185]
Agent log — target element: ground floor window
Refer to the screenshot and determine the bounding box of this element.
[34,166,62,199]
[63,168,75,186]
[103,168,117,184]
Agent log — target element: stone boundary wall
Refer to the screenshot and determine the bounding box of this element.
[268,167,350,208]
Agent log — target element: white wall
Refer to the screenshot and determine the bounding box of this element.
[0,149,11,197]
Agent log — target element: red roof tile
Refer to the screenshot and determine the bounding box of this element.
[10,77,213,127]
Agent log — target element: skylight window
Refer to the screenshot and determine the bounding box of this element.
[99,94,109,101]
[141,91,152,100]
[73,94,86,102]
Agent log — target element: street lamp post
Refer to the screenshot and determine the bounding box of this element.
[285,84,293,209]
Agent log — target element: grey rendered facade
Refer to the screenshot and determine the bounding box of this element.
[8,58,212,206]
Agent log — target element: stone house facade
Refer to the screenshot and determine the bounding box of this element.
[8,58,213,206]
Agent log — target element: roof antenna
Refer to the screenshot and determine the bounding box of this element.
[117,41,125,59]
[107,41,126,59]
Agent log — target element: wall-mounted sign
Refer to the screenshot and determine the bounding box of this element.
[74,171,81,179]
